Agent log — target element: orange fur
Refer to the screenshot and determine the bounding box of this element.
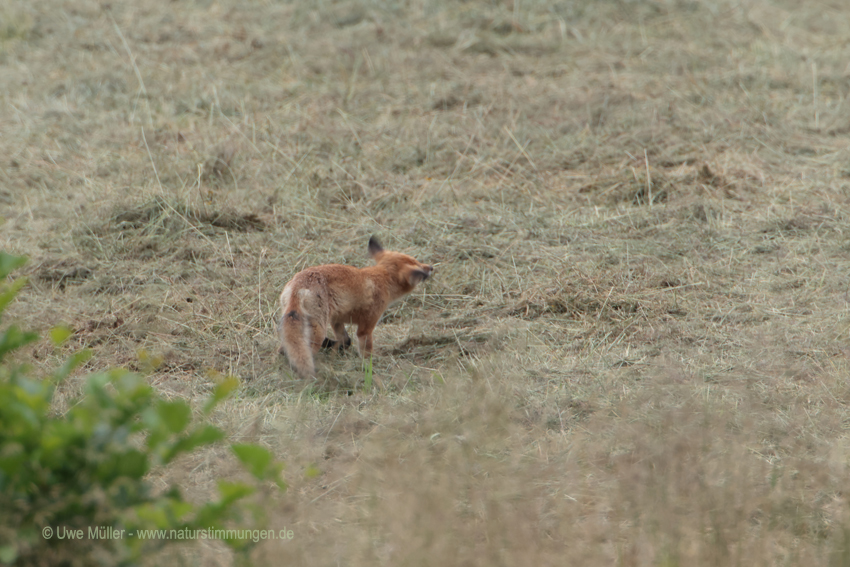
[278,236,433,378]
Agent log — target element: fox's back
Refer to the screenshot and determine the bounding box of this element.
[284,264,377,318]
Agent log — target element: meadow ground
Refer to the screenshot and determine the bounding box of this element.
[3,0,850,564]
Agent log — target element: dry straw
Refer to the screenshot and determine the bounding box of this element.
[3,0,850,564]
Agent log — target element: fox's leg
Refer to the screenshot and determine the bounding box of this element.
[322,321,352,351]
[334,322,352,349]
[356,321,377,356]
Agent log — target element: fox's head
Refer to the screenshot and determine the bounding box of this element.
[368,236,433,293]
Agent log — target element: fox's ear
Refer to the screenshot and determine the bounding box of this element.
[368,236,384,258]
[408,268,430,286]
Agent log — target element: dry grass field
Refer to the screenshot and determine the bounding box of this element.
[4,0,850,564]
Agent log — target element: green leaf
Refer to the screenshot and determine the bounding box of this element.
[0,325,38,361]
[11,375,52,407]
[162,425,225,464]
[134,499,194,529]
[231,444,273,479]
[141,405,162,430]
[0,442,26,478]
[95,449,150,482]
[0,277,27,315]
[202,376,239,414]
[157,400,191,434]
[83,371,111,393]
[193,501,227,529]
[52,349,92,383]
[217,480,255,505]
[49,325,74,346]
[133,503,168,527]
[117,449,149,479]
[169,500,194,522]
[0,543,18,564]
[0,253,26,280]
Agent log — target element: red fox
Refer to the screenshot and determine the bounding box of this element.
[278,236,433,378]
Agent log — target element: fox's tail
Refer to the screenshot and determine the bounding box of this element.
[279,306,315,378]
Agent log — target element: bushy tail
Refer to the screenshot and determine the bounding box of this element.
[279,309,314,378]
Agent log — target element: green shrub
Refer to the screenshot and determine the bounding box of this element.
[0,253,284,566]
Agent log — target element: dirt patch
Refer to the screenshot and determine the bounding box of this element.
[391,332,491,359]
[110,196,265,234]
[32,260,94,290]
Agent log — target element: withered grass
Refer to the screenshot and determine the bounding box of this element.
[4,0,850,564]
